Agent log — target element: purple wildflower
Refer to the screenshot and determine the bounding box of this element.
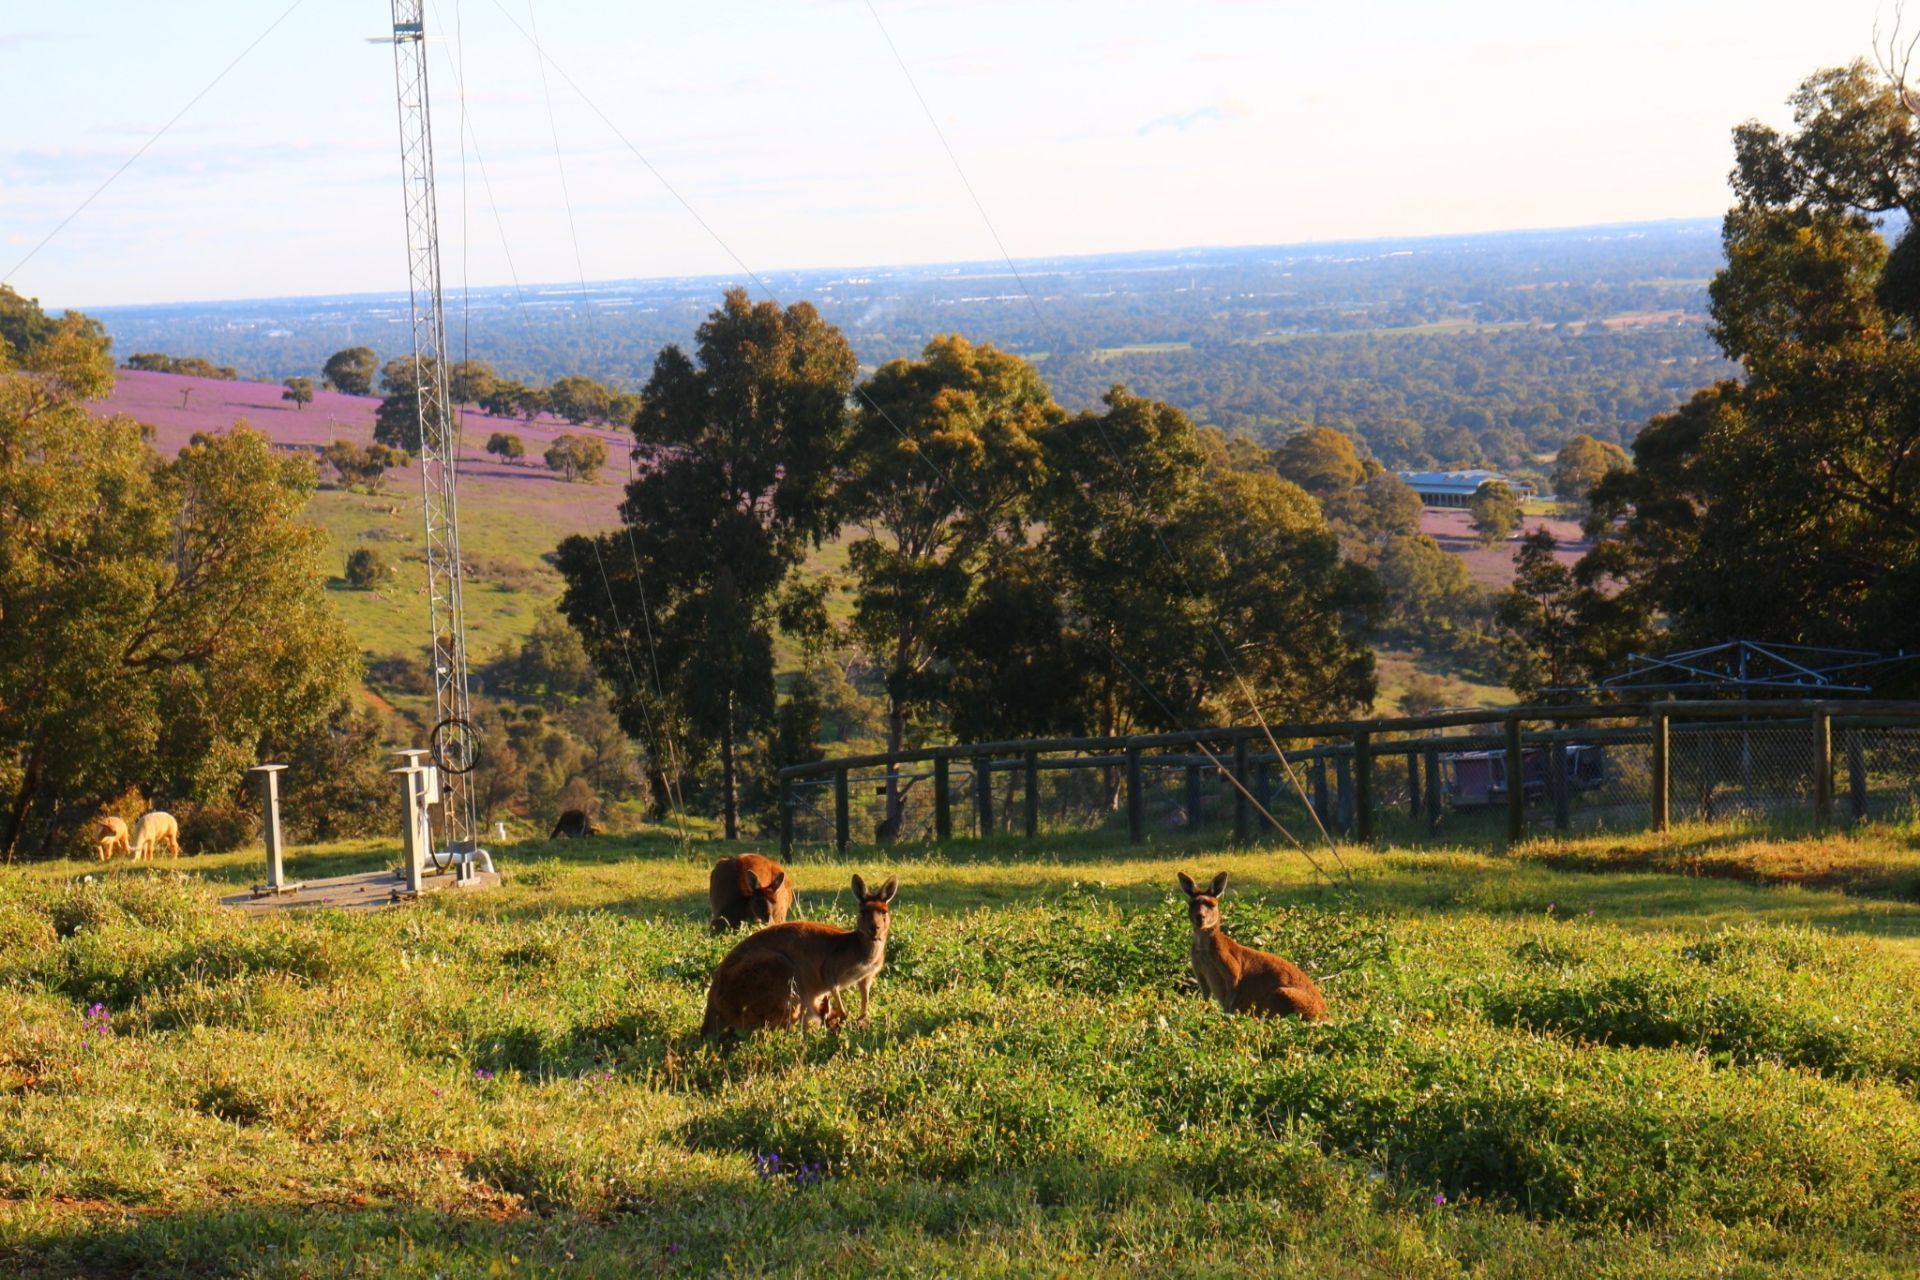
[474,1068,496,1082]
[1433,1191,1448,1206]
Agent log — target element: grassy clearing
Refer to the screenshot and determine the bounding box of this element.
[5,824,1919,1277]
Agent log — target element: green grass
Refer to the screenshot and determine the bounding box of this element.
[4,823,1920,1276]
[1374,648,1510,714]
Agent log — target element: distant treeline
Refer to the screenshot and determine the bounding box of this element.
[123,352,238,380]
[87,221,1730,472]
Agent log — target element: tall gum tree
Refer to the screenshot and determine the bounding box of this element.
[555,289,855,838]
[1584,60,1920,666]
[841,335,1060,839]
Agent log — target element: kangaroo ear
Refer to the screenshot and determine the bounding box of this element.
[766,870,785,892]
[878,876,899,903]
[851,874,868,901]
[1177,871,1198,898]
[1209,871,1229,897]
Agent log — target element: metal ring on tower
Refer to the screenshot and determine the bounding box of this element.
[430,716,480,775]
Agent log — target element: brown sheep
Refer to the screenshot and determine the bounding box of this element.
[1177,871,1325,1020]
[707,854,796,933]
[94,816,131,862]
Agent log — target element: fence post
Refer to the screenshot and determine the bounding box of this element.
[975,757,994,836]
[1313,752,1331,827]
[1334,753,1353,835]
[1504,717,1525,843]
[1551,738,1571,832]
[834,766,850,855]
[1126,745,1144,845]
[934,755,952,842]
[1254,760,1272,837]
[1353,730,1373,844]
[1185,761,1203,833]
[1812,711,1833,826]
[1023,749,1040,838]
[1651,709,1670,834]
[1846,729,1868,823]
[1424,746,1442,835]
[779,775,794,857]
[1233,735,1251,844]
[1407,751,1421,821]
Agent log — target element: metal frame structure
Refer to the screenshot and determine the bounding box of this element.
[1592,640,1911,697]
[387,1,478,851]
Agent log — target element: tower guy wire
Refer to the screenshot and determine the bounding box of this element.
[481,1,1358,884]
[859,0,1353,878]
[5,0,310,287]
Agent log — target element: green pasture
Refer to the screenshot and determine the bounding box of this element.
[4,820,1920,1277]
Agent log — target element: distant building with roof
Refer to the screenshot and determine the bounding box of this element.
[1395,469,1538,509]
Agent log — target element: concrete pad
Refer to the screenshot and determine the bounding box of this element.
[220,866,501,915]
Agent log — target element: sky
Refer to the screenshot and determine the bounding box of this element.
[0,0,1898,308]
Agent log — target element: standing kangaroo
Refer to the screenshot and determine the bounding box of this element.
[700,874,898,1039]
[1177,871,1325,1020]
[708,854,796,932]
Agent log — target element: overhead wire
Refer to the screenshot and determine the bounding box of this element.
[860,0,1354,881]
[484,2,1349,884]
[5,0,310,286]
[519,0,695,842]
[422,0,690,847]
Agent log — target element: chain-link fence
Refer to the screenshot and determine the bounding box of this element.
[776,702,1920,854]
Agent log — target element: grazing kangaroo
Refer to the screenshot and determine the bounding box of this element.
[95,816,131,862]
[548,808,599,839]
[1177,871,1325,1020]
[708,854,796,933]
[128,811,182,861]
[700,874,898,1039]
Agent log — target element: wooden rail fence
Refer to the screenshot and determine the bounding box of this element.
[775,700,1920,855]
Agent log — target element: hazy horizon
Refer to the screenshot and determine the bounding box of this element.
[66,214,1722,315]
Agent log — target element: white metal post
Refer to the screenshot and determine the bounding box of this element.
[248,763,296,896]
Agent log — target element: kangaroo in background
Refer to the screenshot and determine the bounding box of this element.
[1177,871,1325,1020]
[548,808,599,839]
[701,873,898,1039]
[708,854,796,932]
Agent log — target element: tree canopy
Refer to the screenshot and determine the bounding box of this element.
[1578,60,1920,675]
[322,346,378,396]
[556,289,857,838]
[0,302,356,856]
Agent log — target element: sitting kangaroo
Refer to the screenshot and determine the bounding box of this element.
[708,854,796,933]
[700,873,898,1039]
[128,811,182,861]
[1177,871,1325,1020]
[95,816,131,862]
[548,808,599,839]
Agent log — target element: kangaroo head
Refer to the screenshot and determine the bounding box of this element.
[850,873,899,943]
[738,867,787,923]
[1177,871,1230,930]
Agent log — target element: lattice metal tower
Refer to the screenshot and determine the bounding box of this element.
[387,1,478,849]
